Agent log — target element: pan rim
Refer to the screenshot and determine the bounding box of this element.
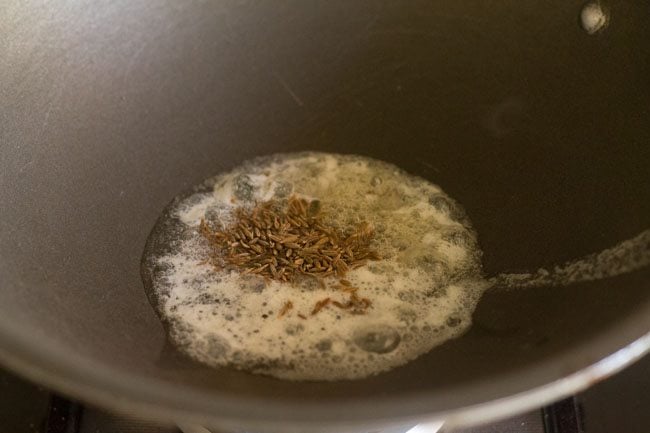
[0,296,648,429]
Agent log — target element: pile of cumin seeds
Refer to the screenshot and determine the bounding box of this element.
[199,195,380,282]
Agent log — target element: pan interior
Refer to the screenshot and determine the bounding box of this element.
[1,0,649,423]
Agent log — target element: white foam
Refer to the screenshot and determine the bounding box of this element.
[146,152,649,381]
[492,230,650,289]
[148,152,485,380]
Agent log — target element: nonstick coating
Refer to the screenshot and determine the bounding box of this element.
[1,0,649,431]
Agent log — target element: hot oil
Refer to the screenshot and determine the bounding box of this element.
[141,152,486,380]
[141,152,650,380]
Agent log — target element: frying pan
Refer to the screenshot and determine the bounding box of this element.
[1,1,649,432]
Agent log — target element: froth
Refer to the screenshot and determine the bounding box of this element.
[492,230,650,290]
[143,152,486,380]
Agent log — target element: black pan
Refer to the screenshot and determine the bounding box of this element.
[1,1,649,432]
